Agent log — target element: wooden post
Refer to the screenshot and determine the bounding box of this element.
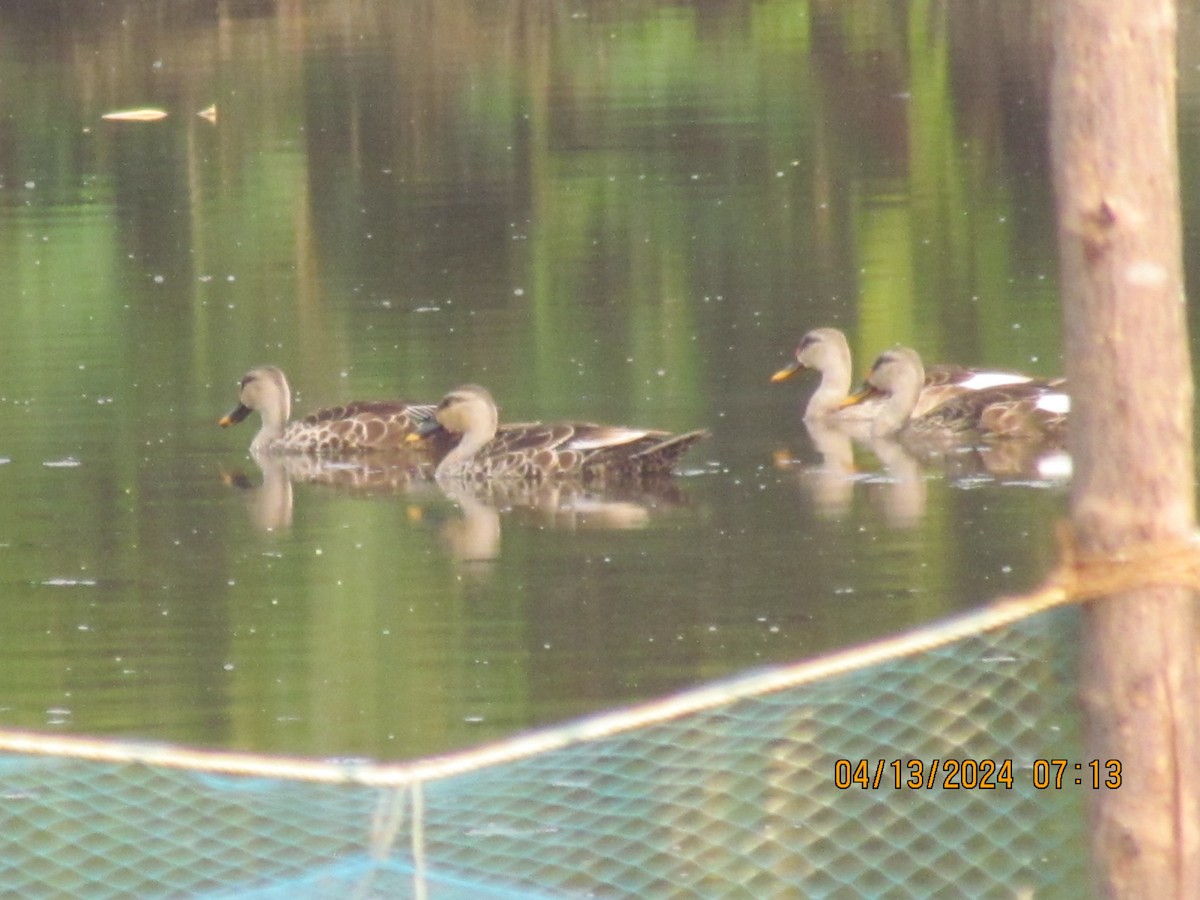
[1050,0,1200,894]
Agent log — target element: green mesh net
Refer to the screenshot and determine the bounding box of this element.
[0,603,1084,898]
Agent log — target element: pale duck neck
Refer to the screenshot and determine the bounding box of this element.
[251,419,285,455]
[435,395,499,478]
[871,360,924,438]
[250,374,292,454]
[437,428,493,477]
[803,337,855,419]
[805,365,854,419]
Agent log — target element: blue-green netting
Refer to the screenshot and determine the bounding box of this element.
[0,606,1083,898]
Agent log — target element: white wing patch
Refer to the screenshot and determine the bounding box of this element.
[565,428,650,451]
[958,372,1032,390]
[1036,392,1071,415]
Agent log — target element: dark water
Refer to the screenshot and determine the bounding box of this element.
[0,1,1191,763]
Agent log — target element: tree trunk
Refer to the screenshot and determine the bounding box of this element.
[1050,0,1200,895]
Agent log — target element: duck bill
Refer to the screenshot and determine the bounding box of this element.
[837,383,884,409]
[406,417,446,443]
[218,404,252,427]
[770,359,805,383]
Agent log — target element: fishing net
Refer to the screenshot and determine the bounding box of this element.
[0,589,1088,899]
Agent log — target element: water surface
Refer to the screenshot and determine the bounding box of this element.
[0,1,1190,765]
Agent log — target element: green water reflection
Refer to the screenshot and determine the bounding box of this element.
[0,0,1186,766]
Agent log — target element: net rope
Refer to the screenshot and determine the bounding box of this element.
[2,525,1197,898]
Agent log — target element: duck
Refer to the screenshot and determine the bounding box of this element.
[840,346,1069,442]
[409,384,709,481]
[218,365,439,455]
[771,327,1035,420]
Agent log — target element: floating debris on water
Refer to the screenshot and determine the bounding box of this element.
[101,108,168,122]
[42,457,81,468]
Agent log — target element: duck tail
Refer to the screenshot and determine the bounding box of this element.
[632,429,710,472]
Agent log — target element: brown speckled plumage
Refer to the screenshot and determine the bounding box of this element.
[414,385,709,482]
[219,366,439,456]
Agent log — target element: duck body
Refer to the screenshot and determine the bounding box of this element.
[415,385,709,482]
[772,327,1034,420]
[843,346,1068,443]
[220,365,439,456]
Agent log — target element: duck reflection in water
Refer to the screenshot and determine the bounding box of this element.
[776,418,927,527]
[440,475,694,530]
[427,482,502,565]
[220,452,433,533]
[220,452,502,564]
[221,447,698,562]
